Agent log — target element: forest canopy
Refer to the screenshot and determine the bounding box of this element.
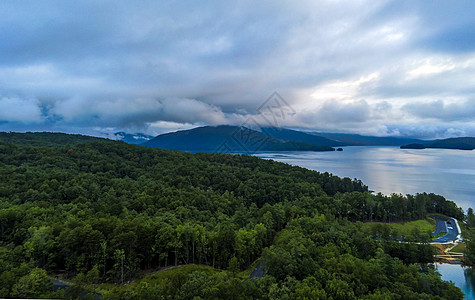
[0,132,464,299]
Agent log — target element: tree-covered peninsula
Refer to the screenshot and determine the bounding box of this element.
[0,132,465,299]
[401,137,475,150]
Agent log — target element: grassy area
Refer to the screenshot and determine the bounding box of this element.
[433,232,446,239]
[451,243,466,254]
[361,219,435,238]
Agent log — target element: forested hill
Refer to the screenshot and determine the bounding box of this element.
[139,125,429,151]
[262,127,344,147]
[0,132,464,299]
[142,125,335,152]
[401,137,475,150]
[0,132,111,147]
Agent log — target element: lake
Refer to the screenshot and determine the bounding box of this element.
[255,146,475,210]
[437,264,475,299]
[256,146,475,298]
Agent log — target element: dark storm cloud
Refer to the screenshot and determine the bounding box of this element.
[1,0,475,138]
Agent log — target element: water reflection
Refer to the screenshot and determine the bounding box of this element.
[437,264,475,299]
[255,146,475,210]
[257,147,475,298]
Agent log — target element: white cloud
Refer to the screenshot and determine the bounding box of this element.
[0,97,43,123]
[158,98,227,125]
[309,73,380,103]
[51,96,227,129]
[149,121,196,135]
[0,1,475,138]
[407,58,456,79]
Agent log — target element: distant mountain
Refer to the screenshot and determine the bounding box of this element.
[264,127,344,147]
[313,132,427,146]
[401,137,475,150]
[115,132,154,145]
[142,125,335,152]
[142,125,437,153]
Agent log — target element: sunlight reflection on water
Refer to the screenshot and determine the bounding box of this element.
[255,146,475,210]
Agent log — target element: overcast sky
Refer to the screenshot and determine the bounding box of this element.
[1,0,475,139]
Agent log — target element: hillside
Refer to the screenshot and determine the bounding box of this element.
[140,126,431,153]
[314,132,427,146]
[401,137,475,150]
[0,132,464,299]
[264,127,344,147]
[142,125,335,152]
[0,131,109,147]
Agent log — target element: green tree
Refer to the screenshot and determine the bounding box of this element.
[464,228,475,266]
[468,208,475,227]
[113,249,125,284]
[24,226,55,268]
[11,268,53,299]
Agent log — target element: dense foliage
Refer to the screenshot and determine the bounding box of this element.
[464,208,475,266]
[0,133,465,299]
[0,132,108,147]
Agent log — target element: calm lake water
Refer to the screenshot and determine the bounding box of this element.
[256,146,475,298]
[437,264,475,299]
[255,146,475,210]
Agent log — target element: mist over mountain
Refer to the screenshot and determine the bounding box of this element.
[263,127,345,147]
[114,132,154,145]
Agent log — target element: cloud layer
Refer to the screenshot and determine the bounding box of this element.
[1,0,475,138]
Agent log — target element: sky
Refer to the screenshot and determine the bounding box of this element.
[1,0,475,139]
